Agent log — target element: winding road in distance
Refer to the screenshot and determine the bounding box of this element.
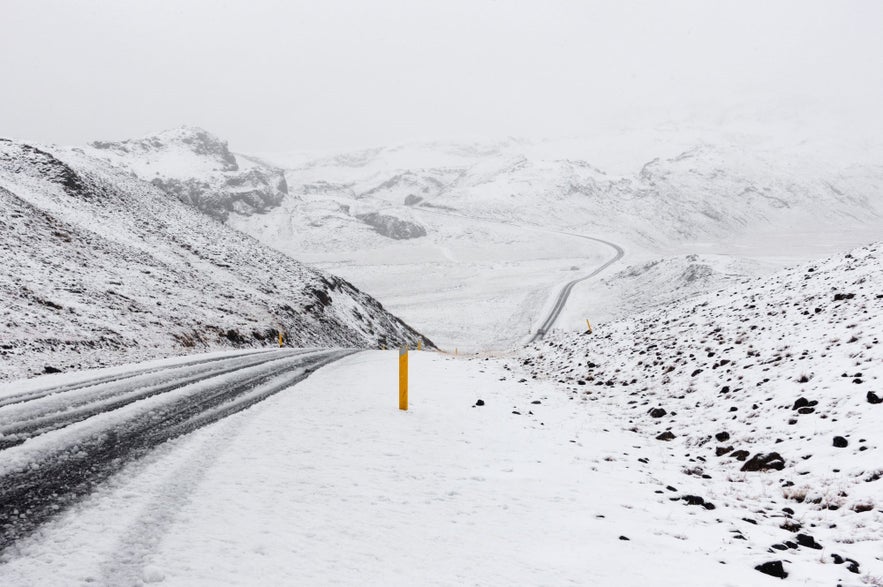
[415,206,625,345]
[527,233,624,343]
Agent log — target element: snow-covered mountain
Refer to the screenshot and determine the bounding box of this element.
[77,127,883,351]
[520,242,883,580]
[248,133,883,347]
[262,131,883,246]
[87,127,288,221]
[0,138,432,380]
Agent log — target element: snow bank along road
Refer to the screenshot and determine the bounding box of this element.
[0,348,354,551]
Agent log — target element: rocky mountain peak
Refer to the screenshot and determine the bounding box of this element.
[91,126,238,172]
[85,127,290,221]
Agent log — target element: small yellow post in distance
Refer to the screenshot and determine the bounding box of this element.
[278,331,284,347]
[399,345,408,411]
[586,319,593,334]
[417,340,423,351]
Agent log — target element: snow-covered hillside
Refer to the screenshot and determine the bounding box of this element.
[87,127,288,221]
[520,242,883,581]
[0,139,431,380]
[570,253,783,324]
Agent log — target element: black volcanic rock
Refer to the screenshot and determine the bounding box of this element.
[755,561,787,579]
[741,452,785,472]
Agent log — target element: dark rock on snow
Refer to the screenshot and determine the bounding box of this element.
[796,533,822,550]
[755,560,788,579]
[741,452,785,472]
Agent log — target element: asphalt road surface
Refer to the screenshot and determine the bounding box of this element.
[528,234,624,343]
[0,348,353,551]
[414,207,625,345]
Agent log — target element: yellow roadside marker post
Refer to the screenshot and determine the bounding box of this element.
[586,319,593,334]
[399,345,408,411]
[278,331,284,347]
[417,340,423,351]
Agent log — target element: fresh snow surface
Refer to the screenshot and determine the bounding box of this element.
[521,242,883,582]
[1,351,773,586]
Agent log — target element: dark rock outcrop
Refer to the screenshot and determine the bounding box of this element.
[357,212,427,240]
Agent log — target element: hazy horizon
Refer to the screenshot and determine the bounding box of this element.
[3,0,883,152]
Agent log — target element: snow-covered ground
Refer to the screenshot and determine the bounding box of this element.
[1,350,775,586]
[521,242,883,582]
[2,236,881,584]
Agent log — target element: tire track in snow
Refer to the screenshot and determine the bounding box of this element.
[0,348,270,409]
[0,349,354,551]
[96,407,252,585]
[0,349,316,449]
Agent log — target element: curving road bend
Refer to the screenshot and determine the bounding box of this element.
[413,206,625,345]
[527,234,624,343]
[0,347,354,551]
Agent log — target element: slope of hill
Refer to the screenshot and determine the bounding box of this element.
[562,253,782,324]
[0,139,431,380]
[519,243,883,581]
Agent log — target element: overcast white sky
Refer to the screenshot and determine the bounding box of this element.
[2,0,882,151]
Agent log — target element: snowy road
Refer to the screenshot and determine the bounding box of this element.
[528,233,624,342]
[0,347,354,551]
[0,351,768,585]
[413,207,625,344]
